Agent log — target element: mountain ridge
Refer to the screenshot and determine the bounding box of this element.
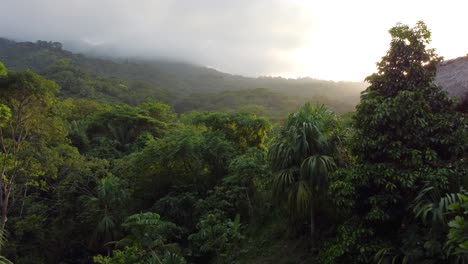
[1,37,466,116]
[0,38,366,116]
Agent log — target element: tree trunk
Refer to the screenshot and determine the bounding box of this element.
[245,188,253,220]
[310,204,315,245]
[19,185,28,217]
[0,186,10,253]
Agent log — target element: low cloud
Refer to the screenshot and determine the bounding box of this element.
[0,0,312,76]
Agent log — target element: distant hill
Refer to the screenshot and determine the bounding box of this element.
[436,55,468,97]
[0,38,368,116]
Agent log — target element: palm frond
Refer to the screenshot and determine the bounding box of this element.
[273,167,298,194]
[0,256,13,264]
[300,155,336,191]
[288,180,312,216]
[412,183,463,225]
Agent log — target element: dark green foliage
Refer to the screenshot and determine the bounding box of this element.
[269,103,340,239]
[94,212,186,264]
[173,88,357,119]
[0,38,174,105]
[189,213,244,262]
[0,21,466,264]
[354,22,464,166]
[0,69,68,260]
[324,21,467,263]
[447,195,468,257]
[186,111,272,151]
[84,102,175,157]
[81,175,129,254]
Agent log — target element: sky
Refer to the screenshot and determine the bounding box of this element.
[0,0,467,81]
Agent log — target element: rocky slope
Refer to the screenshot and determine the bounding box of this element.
[436,55,468,97]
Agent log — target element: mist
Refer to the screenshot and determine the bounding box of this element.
[0,0,312,76]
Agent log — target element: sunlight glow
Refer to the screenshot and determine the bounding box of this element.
[276,0,468,81]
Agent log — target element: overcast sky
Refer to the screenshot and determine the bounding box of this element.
[0,0,467,81]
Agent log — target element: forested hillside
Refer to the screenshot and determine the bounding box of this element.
[0,22,466,264]
[0,38,365,118]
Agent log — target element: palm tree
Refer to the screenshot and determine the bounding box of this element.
[84,175,128,255]
[269,103,338,239]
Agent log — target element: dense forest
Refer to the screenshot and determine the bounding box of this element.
[0,21,466,264]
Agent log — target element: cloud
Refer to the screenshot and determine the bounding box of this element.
[0,0,313,76]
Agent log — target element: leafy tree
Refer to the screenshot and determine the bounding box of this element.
[46,156,113,263]
[185,112,272,151]
[354,21,464,166]
[131,122,240,207]
[94,212,185,264]
[131,126,208,206]
[153,191,200,230]
[0,69,66,251]
[269,103,339,239]
[85,102,175,157]
[119,212,182,251]
[329,21,467,262]
[188,212,243,263]
[224,148,271,221]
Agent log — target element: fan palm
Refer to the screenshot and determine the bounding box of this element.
[269,103,338,239]
[84,175,128,255]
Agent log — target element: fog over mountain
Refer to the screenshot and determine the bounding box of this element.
[0,0,311,77]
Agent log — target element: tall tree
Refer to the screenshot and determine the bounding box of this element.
[329,21,467,262]
[82,175,128,256]
[269,103,338,239]
[0,68,65,251]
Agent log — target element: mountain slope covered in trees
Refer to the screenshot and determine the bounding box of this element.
[0,37,365,117]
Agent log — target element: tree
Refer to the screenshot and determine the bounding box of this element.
[85,102,176,157]
[188,212,243,263]
[354,21,464,166]
[329,21,467,262]
[82,175,128,255]
[185,112,272,151]
[0,63,6,77]
[269,103,338,239]
[0,69,66,252]
[94,212,185,264]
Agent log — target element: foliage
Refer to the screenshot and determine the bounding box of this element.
[0,37,366,115]
[326,21,467,263]
[0,21,466,264]
[0,68,67,254]
[447,195,468,256]
[185,111,272,151]
[94,212,186,264]
[0,63,6,77]
[269,103,339,238]
[189,212,244,262]
[81,175,129,253]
